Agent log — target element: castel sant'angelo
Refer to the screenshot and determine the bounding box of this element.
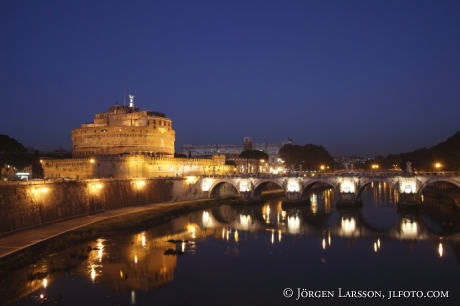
[43,96,230,179]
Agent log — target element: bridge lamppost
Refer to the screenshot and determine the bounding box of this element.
[435,163,442,172]
[371,164,379,171]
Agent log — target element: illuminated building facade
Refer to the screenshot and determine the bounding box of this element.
[183,137,292,173]
[43,100,234,179]
[72,102,174,157]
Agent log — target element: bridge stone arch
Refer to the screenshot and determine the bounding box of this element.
[251,179,285,200]
[355,177,400,200]
[300,178,339,201]
[208,179,240,198]
[416,177,460,198]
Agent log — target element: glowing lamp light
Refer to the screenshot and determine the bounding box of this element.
[202,179,210,191]
[41,187,49,193]
[90,159,95,163]
[403,184,414,194]
[136,180,145,188]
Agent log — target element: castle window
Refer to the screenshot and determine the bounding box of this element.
[101,129,107,133]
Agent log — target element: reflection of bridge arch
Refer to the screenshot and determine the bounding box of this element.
[336,208,398,234]
[416,177,460,198]
[419,207,460,236]
[356,178,400,200]
[209,205,239,224]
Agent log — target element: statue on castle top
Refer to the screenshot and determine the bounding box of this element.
[129,95,135,107]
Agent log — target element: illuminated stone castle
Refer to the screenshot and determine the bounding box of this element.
[72,99,174,157]
[43,99,232,179]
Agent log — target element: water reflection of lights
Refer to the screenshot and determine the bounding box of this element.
[134,255,138,264]
[187,224,197,239]
[263,205,270,223]
[131,290,136,305]
[287,215,300,234]
[340,217,356,236]
[322,232,332,249]
[182,241,186,252]
[235,230,239,243]
[97,239,104,263]
[401,219,418,238]
[141,232,146,248]
[202,211,210,227]
[120,270,124,278]
[271,230,274,244]
[91,264,96,281]
[43,278,48,288]
[278,230,282,242]
[240,214,252,230]
[439,243,443,257]
[374,239,381,252]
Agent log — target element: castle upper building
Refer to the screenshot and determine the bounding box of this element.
[72,101,175,157]
[43,98,234,179]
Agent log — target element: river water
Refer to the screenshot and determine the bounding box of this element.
[6,183,460,305]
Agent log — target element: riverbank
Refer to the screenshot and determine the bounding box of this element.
[0,197,239,277]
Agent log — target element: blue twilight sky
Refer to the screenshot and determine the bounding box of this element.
[1,0,459,157]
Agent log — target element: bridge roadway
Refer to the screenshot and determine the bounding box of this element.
[197,171,460,206]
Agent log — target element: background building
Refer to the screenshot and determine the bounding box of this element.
[183,137,292,173]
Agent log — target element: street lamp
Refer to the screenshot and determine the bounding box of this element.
[435,163,442,172]
[372,164,379,170]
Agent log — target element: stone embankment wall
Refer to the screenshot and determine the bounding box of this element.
[0,177,211,235]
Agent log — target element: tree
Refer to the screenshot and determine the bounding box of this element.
[279,143,334,172]
[239,150,269,174]
[0,134,27,179]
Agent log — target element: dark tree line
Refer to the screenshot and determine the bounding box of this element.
[0,134,43,178]
[279,144,334,171]
[367,130,460,171]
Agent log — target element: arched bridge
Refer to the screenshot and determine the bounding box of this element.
[196,172,460,206]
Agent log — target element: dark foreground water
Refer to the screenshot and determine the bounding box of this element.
[6,183,460,306]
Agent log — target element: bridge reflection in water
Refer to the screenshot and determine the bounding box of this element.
[7,182,460,305]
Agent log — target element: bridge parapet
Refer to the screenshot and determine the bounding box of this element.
[192,173,460,207]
